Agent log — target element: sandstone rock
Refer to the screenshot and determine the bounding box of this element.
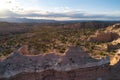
[62,47,98,65]
[89,32,119,43]
[110,50,120,79]
[18,45,29,55]
[112,38,120,45]
[105,23,120,36]
[89,23,120,43]
[0,46,110,80]
[110,50,120,65]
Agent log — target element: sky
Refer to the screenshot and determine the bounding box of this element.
[0,0,120,20]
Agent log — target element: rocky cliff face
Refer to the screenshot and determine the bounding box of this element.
[0,46,110,80]
[109,50,120,80]
[89,23,120,43]
[89,32,119,43]
[0,65,110,80]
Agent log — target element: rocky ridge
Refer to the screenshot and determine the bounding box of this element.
[0,46,110,80]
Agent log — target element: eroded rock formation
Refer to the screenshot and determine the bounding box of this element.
[89,23,120,43]
[109,50,120,80]
[89,32,119,43]
[0,46,110,80]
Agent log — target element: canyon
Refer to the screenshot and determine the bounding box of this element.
[0,22,120,80]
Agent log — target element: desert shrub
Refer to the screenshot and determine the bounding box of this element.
[100,52,106,56]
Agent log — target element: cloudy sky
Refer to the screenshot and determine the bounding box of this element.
[0,0,120,20]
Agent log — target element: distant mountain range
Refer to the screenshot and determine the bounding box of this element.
[0,18,120,23]
[0,18,57,23]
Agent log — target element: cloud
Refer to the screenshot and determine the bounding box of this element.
[0,9,120,20]
[0,0,24,13]
[21,10,120,20]
[0,9,20,18]
[0,0,120,20]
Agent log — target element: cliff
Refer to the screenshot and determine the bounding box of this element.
[0,46,110,80]
[89,23,120,43]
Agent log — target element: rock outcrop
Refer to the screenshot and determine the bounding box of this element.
[105,23,120,35]
[89,23,120,43]
[109,49,120,80]
[18,45,29,55]
[0,46,110,80]
[89,32,119,43]
[110,49,120,65]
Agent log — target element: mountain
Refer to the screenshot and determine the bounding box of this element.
[0,18,57,23]
[0,18,120,23]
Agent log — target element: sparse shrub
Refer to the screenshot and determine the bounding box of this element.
[100,52,106,56]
